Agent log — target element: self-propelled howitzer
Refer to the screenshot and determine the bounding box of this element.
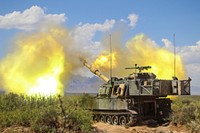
[81,59,191,126]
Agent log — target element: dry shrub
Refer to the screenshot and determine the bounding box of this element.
[171,96,200,132]
[0,93,93,133]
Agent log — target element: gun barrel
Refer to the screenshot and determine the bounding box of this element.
[80,58,109,82]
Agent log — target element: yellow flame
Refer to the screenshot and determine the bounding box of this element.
[93,51,116,71]
[167,95,177,100]
[93,34,186,79]
[126,34,186,79]
[0,27,70,96]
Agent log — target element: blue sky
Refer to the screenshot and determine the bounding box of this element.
[0,0,200,93]
[1,0,200,45]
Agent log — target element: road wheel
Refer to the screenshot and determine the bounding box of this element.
[111,115,119,125]
[119,116,127,126]
[106,116,112,124]
[126,114,137,126]
[100,115,105,122]
[93,114,99,122]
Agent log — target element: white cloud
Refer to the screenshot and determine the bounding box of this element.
[71,19,115,56]
[184,63,200,89]
[72,19,115,43]
[120,19,126,22]
[161,38,200,65]
[171,40,200,89]
[161,38,174,52]
[127,13,138,28]
[178,40,200,64]
[161,38,200,64]
[0,6,66,30]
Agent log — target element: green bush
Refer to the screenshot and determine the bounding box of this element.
[59,94,93,132]
[171,96,200,132]
[0,93,93,133]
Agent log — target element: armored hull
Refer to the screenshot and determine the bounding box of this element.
[92,96,171,125]
[81,59,191,126]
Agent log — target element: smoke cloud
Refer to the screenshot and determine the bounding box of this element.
[92,33,186,79]
[0,24,187,96]
[0,26,82,96]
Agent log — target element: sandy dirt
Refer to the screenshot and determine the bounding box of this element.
[93,122,190,133]
[1,122,190,133]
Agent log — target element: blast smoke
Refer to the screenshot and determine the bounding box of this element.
[0,24,187,96]
[0,26,83,96]
[92,33,186,79]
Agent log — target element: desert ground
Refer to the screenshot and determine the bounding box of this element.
[93,122,189,133]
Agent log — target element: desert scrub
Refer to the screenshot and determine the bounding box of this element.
[171,96,200,132]
[59,94,93,132]
[0,93,93,133]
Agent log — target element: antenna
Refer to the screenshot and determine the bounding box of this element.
[173,34,176,77]
[110,34,112,78]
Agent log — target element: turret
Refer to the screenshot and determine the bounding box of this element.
[80,58,109,82]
